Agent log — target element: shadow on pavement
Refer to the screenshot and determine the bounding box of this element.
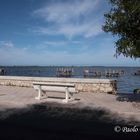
[0,102,139,140]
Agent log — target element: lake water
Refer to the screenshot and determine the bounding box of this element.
[1,66,140,94]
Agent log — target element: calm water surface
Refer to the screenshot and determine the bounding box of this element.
[1,66,140,94]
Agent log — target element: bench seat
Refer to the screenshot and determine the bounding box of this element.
[33,82,77,103]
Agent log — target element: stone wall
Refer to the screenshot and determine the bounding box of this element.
[0,76,117,94]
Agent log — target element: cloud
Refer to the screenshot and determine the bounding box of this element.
[32,39,86,51]
[34,0,98,23]
[42,39,83,46]
[43,40,66,46]
[0,40,139,66]
[32,0,103,38]
[0,41,14,48]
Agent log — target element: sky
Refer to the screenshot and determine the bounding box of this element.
[0,0,139,66]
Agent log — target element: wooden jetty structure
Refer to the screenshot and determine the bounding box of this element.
[83,69,102,78]
[56,67,74,77]
[83,68,125,78]
[0,68,6,75]
[105,69,124,78]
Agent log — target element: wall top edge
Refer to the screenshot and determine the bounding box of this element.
[0,76,116,83]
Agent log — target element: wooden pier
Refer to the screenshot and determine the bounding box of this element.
[83,68,124,78]
[56,67,74,77]
[105,69,124,77]
[83,69,102,78]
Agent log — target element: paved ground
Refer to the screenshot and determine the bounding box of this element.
[0,85,140,121]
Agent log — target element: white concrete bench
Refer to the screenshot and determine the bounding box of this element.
[33,82,77,103]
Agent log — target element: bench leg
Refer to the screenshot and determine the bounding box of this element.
[62,88,75,103]
[62,87,69,103]
[35,85,42,100]
[35,86,48,100]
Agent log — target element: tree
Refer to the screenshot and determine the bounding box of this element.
[102,0,140,58]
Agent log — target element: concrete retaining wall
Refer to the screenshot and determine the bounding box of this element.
[0,76,117,94]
